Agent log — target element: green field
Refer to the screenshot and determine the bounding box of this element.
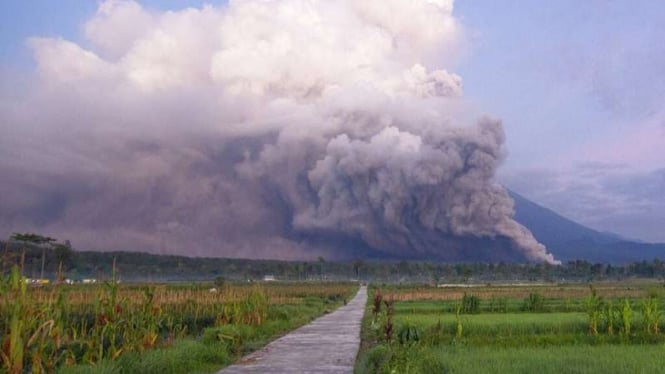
[356,284,665,373]
[0,265,357,374]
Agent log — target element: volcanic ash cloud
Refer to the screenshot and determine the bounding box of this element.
[0,0,559,264]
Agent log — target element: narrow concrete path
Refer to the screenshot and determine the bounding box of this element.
[219,285,367,374]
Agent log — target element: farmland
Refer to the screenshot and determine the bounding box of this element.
[0,264,357,374]
[6,247,665,374]
[356,282,665,373]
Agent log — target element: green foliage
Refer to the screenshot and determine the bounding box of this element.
[641,297,660,334]
[360,344,392,374]
[422,320,446,346]
[59,339,230,374]
[603,300,617,335]
[455,302,463,339]
[522,293,546,312]
[488,297,508,313]
[423,345,665,374]
[6,234,665,283]
[357,285,665,374]
[460,293,480,314]
[0,276,356,373]
[620,299,633,336]
[383,298,394,343]
[584,286,603,335]
[397,321,421,346]
[10,233,56,245]
[203,324,251,356]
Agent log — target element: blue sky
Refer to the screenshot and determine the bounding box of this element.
[1,0,663,243]
[0,1,219,67]
[453,0,665,241]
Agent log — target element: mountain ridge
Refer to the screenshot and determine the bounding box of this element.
[510,190,665,263]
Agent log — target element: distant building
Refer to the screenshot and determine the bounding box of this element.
[263,275,276,282]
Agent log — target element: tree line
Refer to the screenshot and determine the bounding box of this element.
[3,233,665,282]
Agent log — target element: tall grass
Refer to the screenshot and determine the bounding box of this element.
[0,266,356,373]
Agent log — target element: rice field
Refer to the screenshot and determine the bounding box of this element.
[356,282,665,373]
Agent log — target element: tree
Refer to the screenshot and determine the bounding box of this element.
[54,242,73,268]
[10,232,56,246]
[214,275,226,288]
[318,256,326,280]
[10,232,57,279]
[353,260,365,280]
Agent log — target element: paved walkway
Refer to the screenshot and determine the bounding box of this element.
[219,285,367,374]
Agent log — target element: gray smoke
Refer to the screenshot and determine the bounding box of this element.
[0,0,558,263]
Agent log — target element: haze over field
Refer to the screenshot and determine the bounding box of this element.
[0,1,662,263]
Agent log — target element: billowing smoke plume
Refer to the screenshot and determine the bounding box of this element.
[0,0,558,263]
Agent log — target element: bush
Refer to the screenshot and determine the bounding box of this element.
[461,293,481,314]
[202,324,251,355]
[214,276,226,288]
[397,322,421,346]
[523,293,545,312]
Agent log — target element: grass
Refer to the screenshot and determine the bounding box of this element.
[59,339,229,374]
[0,264,357,373]
[396,312,588,337]
[356,284,665,374]
[438,345,665,374]
[55,293,352,373]
[56,294,351,373]
[358,344,665,374]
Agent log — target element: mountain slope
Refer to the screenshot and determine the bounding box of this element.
[510,190,665,263]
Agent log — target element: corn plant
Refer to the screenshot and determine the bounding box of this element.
[372,290,383,317]
[641,297,660,335]
[455,301,463,339]
[0,267,355,372]
[604,300,616,335]
[383,297,395,343]
[584,286,603,335]
[523,292,546,312]
[620,299,633,336]
[1,266,27,374]
[461,293,480,314]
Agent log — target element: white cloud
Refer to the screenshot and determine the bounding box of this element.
[0,0,558,263]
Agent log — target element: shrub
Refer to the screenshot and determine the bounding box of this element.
[461,293,480,314]
[523,293,546,312]
[203,324,251,356]
[214,276,226,288]
[397,321,421,346]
